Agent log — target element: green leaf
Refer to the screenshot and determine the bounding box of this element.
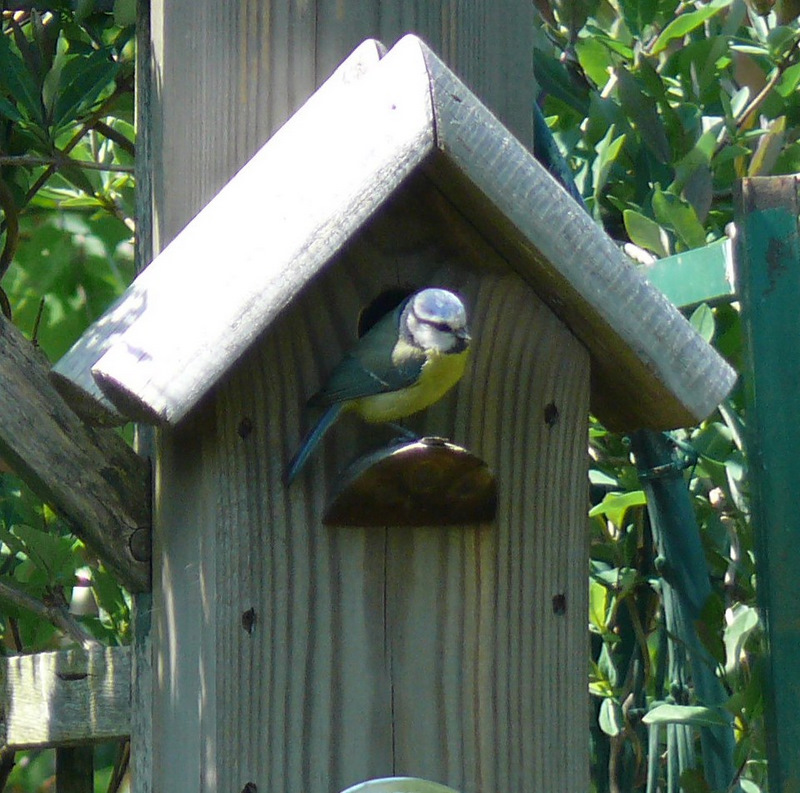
[652,189,707,250]
[575,37,614,88]
[724,605,761,675]
[642,703,732,728]
[689,303,715,343]
[776,62,800,97]
[0,95,23,123]
[619,0,659,35]
[599,697,624,736]
[534,48,591,115]
[694,591,725,663]
[592,125,627,198]
[113,0,137,26]
[589,468,618,486]
[589,578,610,632]
[748,115,786,177]
[589,490,646,528]
[651,0,734,54]
[50,48,120,130]
[616,67,671,162]
[12,524,76,583]
[0,31,44,125]
[623,209,670,257]
[679,768,713,793]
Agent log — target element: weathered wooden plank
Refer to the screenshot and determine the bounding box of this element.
[419,42,737,430]
[313,0,536,148]
[734,175,800,793]
[386,275,590,791]
[56,36,733,434]
[0,313,150,592]
[138,4,548,791]
[0,647,131,750]
[148,188,590,790]
[55,37,419,425]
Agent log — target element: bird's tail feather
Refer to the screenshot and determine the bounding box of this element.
[285,403,345,485]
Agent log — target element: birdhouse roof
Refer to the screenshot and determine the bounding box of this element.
[52,34,736,431]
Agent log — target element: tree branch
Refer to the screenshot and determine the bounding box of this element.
[0,155,134,174]
[0,577,100,649]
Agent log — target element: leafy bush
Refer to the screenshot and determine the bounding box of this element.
[534,0,799,789]
[0,2,134,789]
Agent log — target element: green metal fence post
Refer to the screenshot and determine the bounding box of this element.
[735,174,800,793]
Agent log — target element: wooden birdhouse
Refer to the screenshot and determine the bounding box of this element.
[52,34,735,793]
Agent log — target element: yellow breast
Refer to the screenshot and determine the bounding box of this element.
[353,347,469,423]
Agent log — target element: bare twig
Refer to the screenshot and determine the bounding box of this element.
[19,73,134,211]
[714,35,800,157]
[0,178,20,284]
[0,577,100,648]
[93,121,136,157]
[0,155,135,173]
[30,297,45,346]
[106,739,130,793]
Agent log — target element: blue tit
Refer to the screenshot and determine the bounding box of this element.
[286,288,471,484]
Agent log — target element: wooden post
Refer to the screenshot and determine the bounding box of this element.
[146,2,535,251]
[112,5,734,792]
[734,175,800,792]
[138,6,579,792]
[56,748,93,793]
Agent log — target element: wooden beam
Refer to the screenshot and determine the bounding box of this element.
[51,39,393,426]
[57,35,734,432]
[419,42,737,430]
[734,175,800,793]
[0,647,131,750]
[0,313,150,592]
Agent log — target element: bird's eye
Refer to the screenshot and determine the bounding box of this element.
[428,320,453,333]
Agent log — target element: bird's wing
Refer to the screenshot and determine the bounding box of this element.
[309,316,424,406]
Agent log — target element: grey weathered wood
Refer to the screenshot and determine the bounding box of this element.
[91,37,426,425]
[151,263,591,792]
[418,44,737,430]
[51,37,390,425]
[0,313,150,592]
[130,595,153,793]
[55,36,733,432]
[0,646,130,750]
[122,6,733,793]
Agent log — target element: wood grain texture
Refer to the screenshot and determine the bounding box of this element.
[0,647,130,749]
[418,41,737,430]
[56,34,733,434]
[65,38,434,426]
[0,313,149,592]
[134,7,542,793]
[51,36,389,425]
[313,0,536,147]
[149,169,590,790]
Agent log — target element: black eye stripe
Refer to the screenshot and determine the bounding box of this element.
[425,320,452,332]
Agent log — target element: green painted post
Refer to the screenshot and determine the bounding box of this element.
[735,175,800,793]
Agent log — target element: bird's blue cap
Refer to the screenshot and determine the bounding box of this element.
[412,288,468,328]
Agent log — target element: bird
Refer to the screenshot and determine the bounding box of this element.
[286,287,471,485]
